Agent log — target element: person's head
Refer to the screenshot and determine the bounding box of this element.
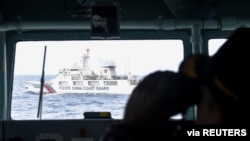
[180,27,250,125]
[123,70,201,126]
[204,27,249,125]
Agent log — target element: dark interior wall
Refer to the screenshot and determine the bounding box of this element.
[1,0,173,22]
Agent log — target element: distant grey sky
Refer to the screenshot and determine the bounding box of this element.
[14,39,226,75]
[14,40,184,75]
[209,39,227,55]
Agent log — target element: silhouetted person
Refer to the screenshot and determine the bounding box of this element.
[100,27,250,140]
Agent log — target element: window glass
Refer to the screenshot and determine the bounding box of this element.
[208,39,227,56]
[11,40,184,120]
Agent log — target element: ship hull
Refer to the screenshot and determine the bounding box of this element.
[24,80,137,94]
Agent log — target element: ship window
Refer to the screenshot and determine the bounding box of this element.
[88,81,100,86]
[72,75,81,80]
[104,81,118,86]
[59,81,68,86]
[73,81,83,86]
[11,40,183,120]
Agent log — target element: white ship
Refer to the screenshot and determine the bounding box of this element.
[24,49,139,94]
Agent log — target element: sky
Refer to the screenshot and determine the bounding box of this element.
[14,39,226,76]
[208,39,227,55]
[14,40,184,75]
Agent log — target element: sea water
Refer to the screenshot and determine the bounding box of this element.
[11,75,130,120]
[11,75,182,120]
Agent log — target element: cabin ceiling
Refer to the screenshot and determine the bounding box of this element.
[1,0,250,22]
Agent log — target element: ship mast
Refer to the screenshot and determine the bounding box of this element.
[82,48,91,74]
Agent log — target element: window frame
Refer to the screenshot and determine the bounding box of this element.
[7,30,190,120]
